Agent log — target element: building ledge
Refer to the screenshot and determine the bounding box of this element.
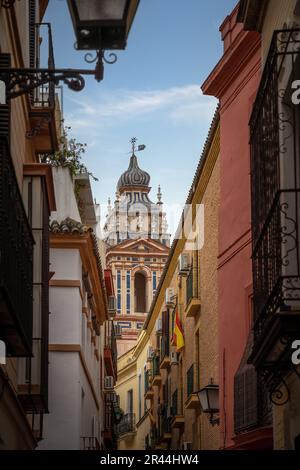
[185,394,200,410]
[160,356,170,370]
[28,107,58,154]
[231,426,273,450]
[185,298,201,317]
[171,416,185,429]
[117,431,136,441]
[144,389,154,400]
[160,432,172,442]
[152,375,162,386]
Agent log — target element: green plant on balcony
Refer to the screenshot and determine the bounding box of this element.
[40,124,98,181]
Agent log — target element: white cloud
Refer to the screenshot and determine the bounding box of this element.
[65,84,217,134]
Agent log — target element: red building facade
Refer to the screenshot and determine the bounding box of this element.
[202,5,273,449]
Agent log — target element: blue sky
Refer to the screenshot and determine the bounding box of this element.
[45,0,237,235]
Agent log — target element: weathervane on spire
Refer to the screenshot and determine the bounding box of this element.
[130,137,146,155]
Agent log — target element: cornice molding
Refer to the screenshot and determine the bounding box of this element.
[202,31,261,98]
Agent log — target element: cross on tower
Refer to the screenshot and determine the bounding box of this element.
[130,137,146,154]
[130,137,138,154]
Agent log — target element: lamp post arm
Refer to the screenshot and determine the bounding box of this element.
[0,67,100,100]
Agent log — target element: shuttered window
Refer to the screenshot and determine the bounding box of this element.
[234,365,258,433]
[0,54,10,140]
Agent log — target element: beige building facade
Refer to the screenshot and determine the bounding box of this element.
[104,146,170,356]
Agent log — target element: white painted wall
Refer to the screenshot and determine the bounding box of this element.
[51,167,81,223]
[38,165,107,450]
[38,352,81,450]
[39,244,103,449]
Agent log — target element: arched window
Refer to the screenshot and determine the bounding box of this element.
[134,271,146,313]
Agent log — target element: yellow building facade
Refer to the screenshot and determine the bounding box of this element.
[116,112,220,450]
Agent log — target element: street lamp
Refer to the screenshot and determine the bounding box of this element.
[196,379,220,426]
[68,0,139,50]
[0,0,139,99]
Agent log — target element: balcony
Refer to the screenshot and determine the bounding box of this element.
[185,364,199,410]
[102,393,118,449]
[0,138,34,356]
[28,23,59,154]
[249,29,300,375]
[104,321,117,379]
[151,353,161,386]
[116,413,136,439]
[144,369,154,400]
[81,436,100,450]
[160,336,170,370]
[185,267,201,317]
[171,388,184,429]
[160,406,172,442]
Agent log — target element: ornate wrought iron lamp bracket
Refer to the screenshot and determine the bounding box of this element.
[0,68,89,100]
[0,49,117,100]
[0,67,97,100]
[1,0,20,7]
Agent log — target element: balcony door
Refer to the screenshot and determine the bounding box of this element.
[134,271,146,313]
[127,389,133,414]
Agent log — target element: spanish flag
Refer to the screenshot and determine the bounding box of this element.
[173,310,184,351]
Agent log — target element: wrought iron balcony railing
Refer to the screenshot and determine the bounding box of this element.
[151,353,160,377]
[150,426,158,448]
[0,137,34,356]
[31,22,55,108]
[250,29,300,349]
[161,407,171,435]
[81,436,100,450]
[186,266,199,306]
[18,176,50,420]
[116,412,136,437]
[144,369,152,393]
[104,320,117,378]
[172,388,183,416]
[160,335,170,362]
[187,364,195,398]
[172,389,178,415]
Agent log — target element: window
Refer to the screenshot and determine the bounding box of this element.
[127,389,133,413]
[134,271,146,313]
[126,271,131,314]
[195,329,200,390]
[152,271,157,298]
[117,270,121,313]
[138,374,142,420]
[143,365,147,415]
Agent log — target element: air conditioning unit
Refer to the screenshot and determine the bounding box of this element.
[178,253,190,275]
[108,295,117,317]
[170,352,179,365]
[147,346,154,361]
[155,318,162,334]
[104,376,114,390]
[165,287,175,307]
[183,442,192,450]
